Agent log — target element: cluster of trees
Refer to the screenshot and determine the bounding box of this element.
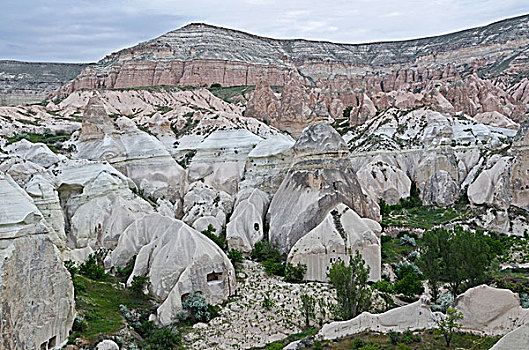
[419,226,500,302]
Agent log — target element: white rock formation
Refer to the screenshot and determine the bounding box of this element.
[186,129,263,195]
[239,133,295,194]
[106,213,235,326]
[269,122,380,255]
[490,322,529,350]
[318,296,440,341]
[455,285,529,336]
[356,157,411,205]
[287,203,381,282]
[182,182,233,230]
[226,188,270,254]
[75,95,186,202]
[3,139,65,168]
[0,173,75,350]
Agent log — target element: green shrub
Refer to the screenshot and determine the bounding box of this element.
[227,249,244,265]
[181,292,211,322]
[201,224,227,250]
[262,291,275,310]
[251,240,282,262]
[210,83,222,89]
[129,275,149,295]
[284,263,307,283]
[394,264,424,298]
[79,254,106,280]
[263,259,285,276]
[145,328,181,349]
[116,255,136,283]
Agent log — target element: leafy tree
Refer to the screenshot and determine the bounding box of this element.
[300,293,316,327]
[443,227,490,296]
[372,280,395,311]
[435,307,463,347]
[328,252,371,320]
[419,228,449,302]
[394,264,424,298]
[421,227,491,297]
[284,262,307,283]
[251,240,282,262]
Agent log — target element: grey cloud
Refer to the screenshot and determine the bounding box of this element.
[1,0,528,62]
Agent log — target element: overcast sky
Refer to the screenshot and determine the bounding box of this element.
[1,0,528,63]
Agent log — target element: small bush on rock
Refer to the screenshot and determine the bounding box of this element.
[227,249,244,265]
[129,275,150,295]
[284,262,307,283]
[181,292,211,322]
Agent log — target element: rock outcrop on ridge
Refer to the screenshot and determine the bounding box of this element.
[75,95,186,202]
[268,122,380,255]
[0,173,75,350]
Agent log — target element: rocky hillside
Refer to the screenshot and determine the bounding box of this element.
[0,60,88,106]
[3,14,529,350]
[58,15,529,91]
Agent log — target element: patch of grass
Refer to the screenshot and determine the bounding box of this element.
[6,130,72,153]
[382,206,465,229]
[208,85,255,103]
[70,275,152,342]
[381,236,417,265]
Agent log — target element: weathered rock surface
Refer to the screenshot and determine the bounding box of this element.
[490,322,529,350]
[182,182,233,230]
[287,203,381,282]
[239,133,295,194]
[0,173,75,350]
[269,122,380,255]
[455,285,529,335]
[318,296,439,341]
[356,158,411,205]
[226,188,270,254]
[107,213,235,326]
[75,95,186,202]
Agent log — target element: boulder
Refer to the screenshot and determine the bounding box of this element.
[287,203,381,282]
[0,173,75,350]
[268,122,380,255]
[96,339,120,350]
[455,285,529,335]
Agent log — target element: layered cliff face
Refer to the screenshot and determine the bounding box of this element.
[0,60,87,106]
[58,15,529,92]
